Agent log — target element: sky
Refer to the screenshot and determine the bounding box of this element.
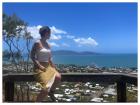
[3,2,137,53]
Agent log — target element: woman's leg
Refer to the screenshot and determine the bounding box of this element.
[49,73,61,101]
[36,89,48,102]
[50,73,61,91]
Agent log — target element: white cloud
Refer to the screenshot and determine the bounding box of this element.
[27,25,65,40]
[26,25,98,48]
[50,26,67,40]
[61,43,70,47]
[49,42,59,47]
[37,25,42,29]
[27,25,41,39]
[65,35,75,39]
[50,34,62,40]
[49,42,70,48]
[73,37,98,47]
[50,26,67,34]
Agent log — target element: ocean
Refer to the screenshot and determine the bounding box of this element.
[3,54,137,68]
[52,54,137,68]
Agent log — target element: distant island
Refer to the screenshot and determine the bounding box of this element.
[52,50,100,55]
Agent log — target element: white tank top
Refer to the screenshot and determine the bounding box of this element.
[35,40,51,62]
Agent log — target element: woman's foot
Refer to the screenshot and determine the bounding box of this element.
[48,90,58,102]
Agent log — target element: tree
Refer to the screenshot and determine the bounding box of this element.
[3,13,33,72]
[3,13,33,102]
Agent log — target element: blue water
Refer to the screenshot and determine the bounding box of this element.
[52,54,137,67]
[3,54,137,68]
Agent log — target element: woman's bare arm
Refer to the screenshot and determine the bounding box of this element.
[31,43,45,71]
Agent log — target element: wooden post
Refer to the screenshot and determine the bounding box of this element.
[117,80,126,102]
[5,81,14,102]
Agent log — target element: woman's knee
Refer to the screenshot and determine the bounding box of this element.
[55,73,61,81]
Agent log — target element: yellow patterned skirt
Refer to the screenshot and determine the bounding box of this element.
[34,62,58,91]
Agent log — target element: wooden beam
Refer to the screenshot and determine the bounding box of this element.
[3,73,137,102]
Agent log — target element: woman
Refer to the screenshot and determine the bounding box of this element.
[31,26,61,102]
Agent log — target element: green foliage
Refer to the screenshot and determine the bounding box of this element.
[3,13,27,37]
[3,13,33,72]
[127,89,137,102]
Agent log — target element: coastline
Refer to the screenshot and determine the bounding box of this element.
[2,63,137,76]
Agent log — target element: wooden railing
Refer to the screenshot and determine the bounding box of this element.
[3,73,137,102]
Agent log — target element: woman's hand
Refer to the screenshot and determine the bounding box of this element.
[51,63,56,68]
[48,60,56,69]
[39,65,46,72]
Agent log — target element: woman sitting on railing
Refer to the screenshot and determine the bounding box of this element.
[31,26,61,102]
